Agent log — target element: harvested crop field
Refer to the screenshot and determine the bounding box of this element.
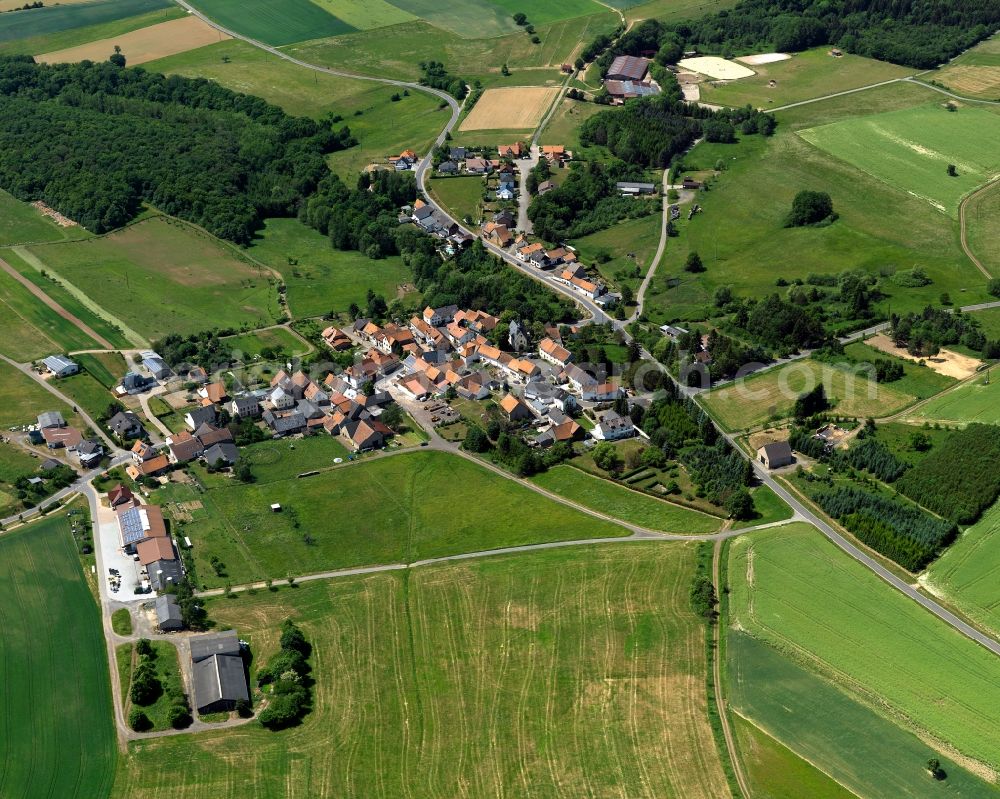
[36,15,228,65]
[460,86,560,131]
[677,56,754,80]
[864,333,981,379]
[113,543,730,798]
[936,65,1000,98]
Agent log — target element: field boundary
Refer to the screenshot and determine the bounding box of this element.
[958,175,1000,279]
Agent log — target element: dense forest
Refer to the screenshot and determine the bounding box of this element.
[579,73,774,168]
[591,2,1000,72]
[0,56,352,243]
[527,161,657,241]
[895,423,1000,524]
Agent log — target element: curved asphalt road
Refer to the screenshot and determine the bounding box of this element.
[168,1,1000,658]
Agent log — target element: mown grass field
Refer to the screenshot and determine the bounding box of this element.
[187,0,355,46]
[0,261,101,359]
[926,499,1000,639]
[728,631,997,798]
[26,217,280,340]
[730,714,856,799]
[907,372,1000,426]
[571,212,661,294]
[530,464,723,533]
[799,103,1000,217]
[249,218,412,319]
[0,189,77,246]
[731,485,793,529]
[163,449,629,588]
[965,181,1000,277]
[537,98,604,152]
[0,514,117,797]
[0,0,170,43]
[701,358,914,431]
[933,33,1000,101]
[0,360,76,429]
[222,326,311,358]
[729,523,1000,771]
[309,0,416,29]
[113,543,729,798]
[286,13,616,87]
[700,47,913,109]
[57,370,115,425]
[428,176,485,224]
[644,82,991,324]
[0,4,182,55]
[0,247,134,348]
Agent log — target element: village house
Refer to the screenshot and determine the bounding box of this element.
[482,222,513,248]
[155,594,184,632]
[119,372,156,395]
[561,363,599,394]
[583,382,622,402]
[465,156,490,175]
[140,351,171,380]
[537,179,555,195]
[500,393,534,422]
[498,143,524,158]
[423,304,459,327]
[536,415,584,448]
[231,395,262,418]
[538,337,573,367]
[757,441,794,469]
[108,410,144,440]
[592,410,635,441]
[200,381,228,405]
[438,159,459,174]
[322,326,352,351]
[41,354,78,378]
[77,440,103,468]
[167,430,204,464]
[184,405,217,431]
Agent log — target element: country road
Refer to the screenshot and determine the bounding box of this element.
[168,0,1000,660]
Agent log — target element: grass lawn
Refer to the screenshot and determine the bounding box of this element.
[0,514,117,796]
[428,175,486,224]
[120,640,188,731]
[926,499,1000,639]
[187,0,355,46]
[730,714,855,799]
[700,47,914,110]
[728,631,995,798]
[0,188,78,246]
[57,371,115,426]
[531,464,722,533]
[0,361,76,429]
[222,327,311,359]
[0,261,102,359]
[0,247,134,348]
[729,523,1000,770]
[113,543,729,798]
[165,449,629,588]
[77,352,128,389]
[248,218,411,319]
[570,212,661,294]
[970,306,1000,340]
[799,103,1000,217]
[701,358,915,431]
[644,82,991,325]
[112,607,133,636]
[285,14,617,87]
[906,371,1000,426]
[26,217,280,340]
[731,485,792,529]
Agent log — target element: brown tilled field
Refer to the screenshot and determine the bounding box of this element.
[460,86,560,132]
[35,15,228,66]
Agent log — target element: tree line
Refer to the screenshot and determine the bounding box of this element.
[588,3,1000,73]
[0,56,353,243]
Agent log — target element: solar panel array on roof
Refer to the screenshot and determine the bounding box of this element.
[120,507,148,545]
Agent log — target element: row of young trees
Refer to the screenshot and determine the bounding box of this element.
[588,4,999,73]
[0,57,352,243]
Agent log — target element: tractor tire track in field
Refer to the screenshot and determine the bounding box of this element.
[0,253,113,349]
[958,176,1000,280]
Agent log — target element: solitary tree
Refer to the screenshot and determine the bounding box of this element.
[786,190,834,227]
[684,251,705,273]
[109,45,126,68]
[947,163,958,177]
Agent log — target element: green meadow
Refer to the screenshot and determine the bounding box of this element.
[530,464,723,534]
[113,544,729,798]
[76,351,127,389]
[799,104,1000,217]
[909,372,1000,426]
[729,523,1000,770]
[308,0,416,29]
[926,499,1000,638]
[0,514,117,797]
[0,0,171,45]
[25,217,280,340]
[0,189,78,246]
[186,0,355,45]
[428,175,486,224]
[0,360,77,429]
[249,218,412,319]
[728,632,998,798]
[160,449,629,588]
[221,326,311,358]
[646,84,991,324]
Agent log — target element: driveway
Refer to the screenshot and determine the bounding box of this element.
[93,488,148,601]
[517,148,540,234]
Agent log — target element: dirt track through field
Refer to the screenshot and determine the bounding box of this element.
[959,176,1000,280]
[0,255,112,349]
